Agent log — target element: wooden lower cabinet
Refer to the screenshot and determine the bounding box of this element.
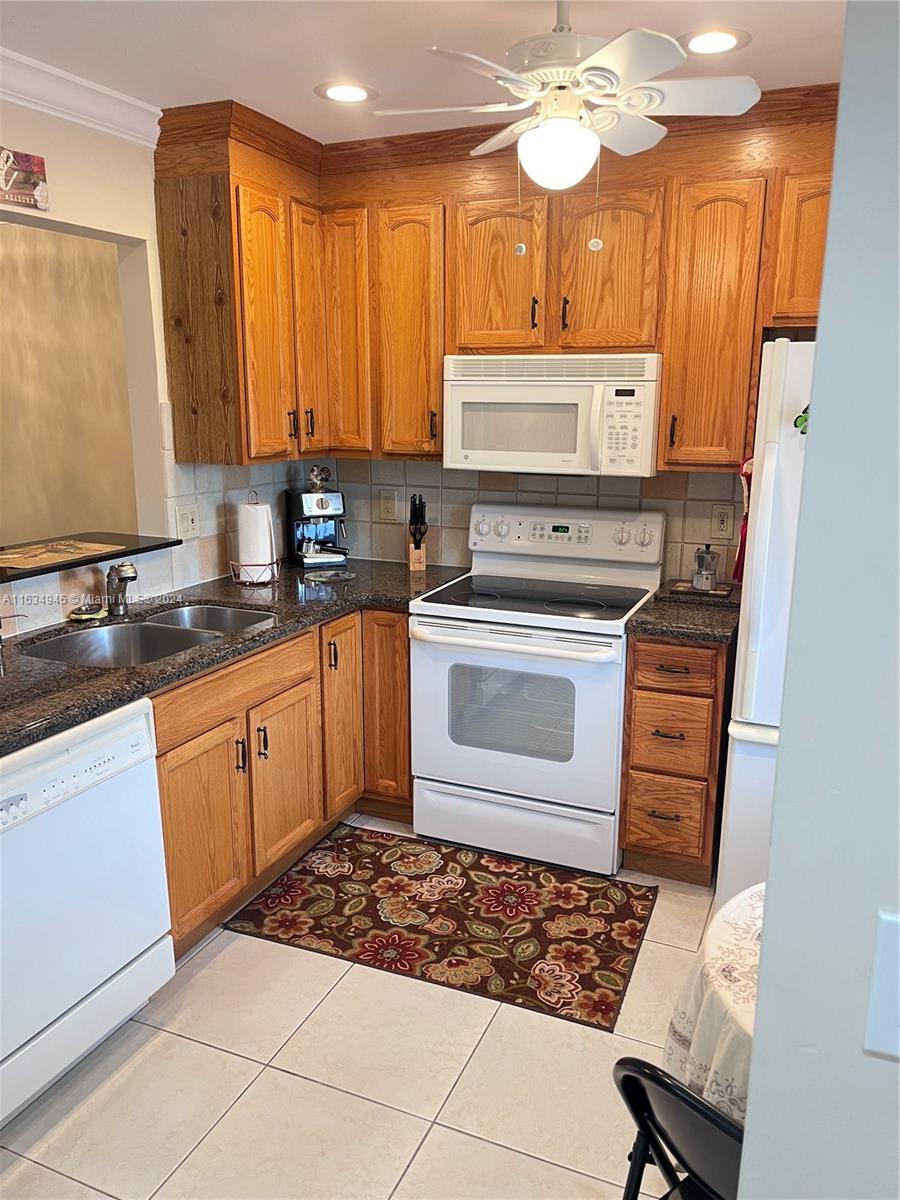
[621,635,733,884]
[362,610,411,803]
[157,715,252,942]
[249,678,323,872]
[320,612,364,816]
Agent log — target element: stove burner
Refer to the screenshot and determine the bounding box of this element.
[468,590,502,601]
[544,598,608,614]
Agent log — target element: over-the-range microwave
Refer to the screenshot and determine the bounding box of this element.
[442,353,660,477]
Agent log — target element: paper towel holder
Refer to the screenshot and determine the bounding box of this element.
[230,490,281,587]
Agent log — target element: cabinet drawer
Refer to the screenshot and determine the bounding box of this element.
[626,771,705,856]
[154,634,316,753]
[630,690,713,777]
[633,641,717,695]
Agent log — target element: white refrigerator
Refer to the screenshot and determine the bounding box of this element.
[714,338,813,912]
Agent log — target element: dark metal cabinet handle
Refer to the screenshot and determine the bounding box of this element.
[235,738,248,772]
[256,725,269,759]
[561,295,570,330]
[287,409,299,440]
[669,415,678,448]
[651,728,686,741]
[648,809,682,822]
[429,410,438,440]
[328,639,339,670]
[656,664,690,675]
[304,408,315,438]
[530,295,539,329]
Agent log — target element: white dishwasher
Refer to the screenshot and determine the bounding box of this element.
[0,698,174,1126]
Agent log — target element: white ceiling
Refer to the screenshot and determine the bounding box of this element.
[0,1,845,143]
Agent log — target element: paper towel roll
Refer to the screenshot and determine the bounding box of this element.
[236,501,276,583]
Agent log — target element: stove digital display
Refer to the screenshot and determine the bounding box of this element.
[551,524,570,533]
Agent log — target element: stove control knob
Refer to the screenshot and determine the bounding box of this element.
[613,526,632,546]
[494,519,511,538]
[474,518,491,537]
[636,527,654,547]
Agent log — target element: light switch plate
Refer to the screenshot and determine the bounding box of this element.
[711,505,735,541]
[864,910,899,1060]
[175,503,199,540]
[379,488,399,522]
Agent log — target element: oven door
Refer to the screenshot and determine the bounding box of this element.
[442,381,602,474]
[409,616,625,812]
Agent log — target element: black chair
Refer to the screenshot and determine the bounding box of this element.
[613,1057,744,1200]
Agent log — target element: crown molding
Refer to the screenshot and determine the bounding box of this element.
[0,48,161,147]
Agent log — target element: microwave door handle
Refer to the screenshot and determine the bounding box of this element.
[410,624,619,663]
[589,385,604,473]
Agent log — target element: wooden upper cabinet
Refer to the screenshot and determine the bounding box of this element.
[660,178,765,469]
[290,200,331,451]
[772,172,831,321]
[248,678,323,873]
[453,196,548,348]
[376,204,445,454]
[320,612,364,817]
[558,187,663,348]
[235,184,296,460]
[157,715,251,941]
[323,208,372,451]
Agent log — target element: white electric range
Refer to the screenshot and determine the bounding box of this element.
[409,503,664,874]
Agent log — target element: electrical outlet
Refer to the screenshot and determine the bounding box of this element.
[711,505,734,541]
[175,503,200,539]
[379,488,399,522]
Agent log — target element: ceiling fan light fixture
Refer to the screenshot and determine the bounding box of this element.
[681,28,751,55]
[315,82,377,103]
[517,117,600,190]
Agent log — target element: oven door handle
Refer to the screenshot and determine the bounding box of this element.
[409,623,620,663]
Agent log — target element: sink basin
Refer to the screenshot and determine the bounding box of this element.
[149,605,275,634]
[21,622,221,668]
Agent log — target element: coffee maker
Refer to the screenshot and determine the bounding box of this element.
[285,485,349,569]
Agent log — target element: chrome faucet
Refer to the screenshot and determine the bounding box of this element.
[106,561,138,618]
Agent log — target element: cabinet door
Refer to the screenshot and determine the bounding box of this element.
[320,612,364,816]
[772,172,831,321]
[558,187,663,347]
[660,178,765,469]
[376,204,444,454]
[323,208,372,450]
[157,715,251,942]
[290,200,331,451]
[453,196,548,348]
[363,610,411,801]
[249,678,323,872]
[236,184,295,460]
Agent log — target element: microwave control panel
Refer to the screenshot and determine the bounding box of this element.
[600,383,659,477]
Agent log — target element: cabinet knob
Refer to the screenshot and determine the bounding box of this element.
[530,296,539,329]
[305,408,315,438]
[651,728,686,741]
[669,415,678,448]
[561,295,570,331]
[256,725,269,759]
[648,809,682,822]
[429,410,438,440]
[235,738,249,773]
[328,639,339,670]
[287,409,299,440]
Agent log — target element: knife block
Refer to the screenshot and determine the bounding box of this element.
[408,544,426,572]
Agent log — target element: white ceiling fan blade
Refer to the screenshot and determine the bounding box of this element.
[626,76,762,116]
[375,98,535,117]
[587,109,667,156]
[429,47,541,94]
[578,28,686,92]
[469,117,536,157]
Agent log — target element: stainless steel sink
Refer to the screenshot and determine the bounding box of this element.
[149,605,275,634]
[21,622,221,668]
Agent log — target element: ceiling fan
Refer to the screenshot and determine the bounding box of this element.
[375,1,761,190]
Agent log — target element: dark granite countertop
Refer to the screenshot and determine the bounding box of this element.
[0,560,462,758]
[628,581,742,644]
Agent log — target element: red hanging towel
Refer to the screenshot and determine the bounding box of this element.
[732,457,753,582]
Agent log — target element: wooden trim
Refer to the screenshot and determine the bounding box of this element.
[158,99,323,176]
[356,795,414,825]
[622,846,714,887]
[319,85,839,175]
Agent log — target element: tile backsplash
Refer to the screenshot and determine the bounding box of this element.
[1,398,742,634]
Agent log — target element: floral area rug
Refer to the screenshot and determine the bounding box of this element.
[225,823,657,1031]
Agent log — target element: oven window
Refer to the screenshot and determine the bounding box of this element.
[461,401,579,454]
[448,664,576,762]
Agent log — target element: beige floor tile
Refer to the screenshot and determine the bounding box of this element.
[135,930,349,1061]
[156,1067,425,1200]
[0,1023,259,1200]
[273,965,498,1117]
[0,1150,105,1200]
[438,1005,664,1188]
[645,885,713,952]
[393,1126,625,1200]
[614,941,695,1048]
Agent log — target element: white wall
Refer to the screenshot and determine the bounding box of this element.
[739,3,899,1197]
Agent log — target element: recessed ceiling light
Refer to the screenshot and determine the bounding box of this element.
[681,28,752,55]
[314,82,377,104]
